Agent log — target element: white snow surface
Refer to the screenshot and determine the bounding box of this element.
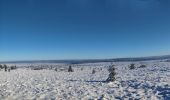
[0,61,170,100]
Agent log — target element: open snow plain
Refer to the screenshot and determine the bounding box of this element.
[0,61,170,100]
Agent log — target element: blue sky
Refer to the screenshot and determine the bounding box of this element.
[0,0,170,61]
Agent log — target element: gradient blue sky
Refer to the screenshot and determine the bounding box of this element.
[0,0,170,61]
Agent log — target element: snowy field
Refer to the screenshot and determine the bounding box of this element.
[0,61,170,100]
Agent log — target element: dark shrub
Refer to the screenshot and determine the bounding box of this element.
[129,64,135,70]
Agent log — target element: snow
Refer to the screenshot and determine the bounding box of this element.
[0,61,170,100]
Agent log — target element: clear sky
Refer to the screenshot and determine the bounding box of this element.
[0,0,170,61]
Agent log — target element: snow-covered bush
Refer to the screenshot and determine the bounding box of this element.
[165,59,170,62]
[139,64,147,68]
[92,69,96,74]
[129,64,135,70]
[0,64,3,69]
[50,65,53,70]
[10,65,17,70]
[100,68,102,70]
[55,68,58,71]
[68,65,73,72]
[59,68,65,71]
[106,65,116,82]
[4,64,7,72]
[32,66,44,70]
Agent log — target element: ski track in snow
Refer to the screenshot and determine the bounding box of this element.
[0,61,170,100]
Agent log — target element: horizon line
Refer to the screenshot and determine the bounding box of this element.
[1,54,170,62]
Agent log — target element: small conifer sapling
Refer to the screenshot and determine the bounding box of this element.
[68,65,73,72]
[106,65,116,82]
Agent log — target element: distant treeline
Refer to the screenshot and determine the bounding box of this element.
[1,55,170,64]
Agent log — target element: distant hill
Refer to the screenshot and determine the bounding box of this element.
[1,55,170,64]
